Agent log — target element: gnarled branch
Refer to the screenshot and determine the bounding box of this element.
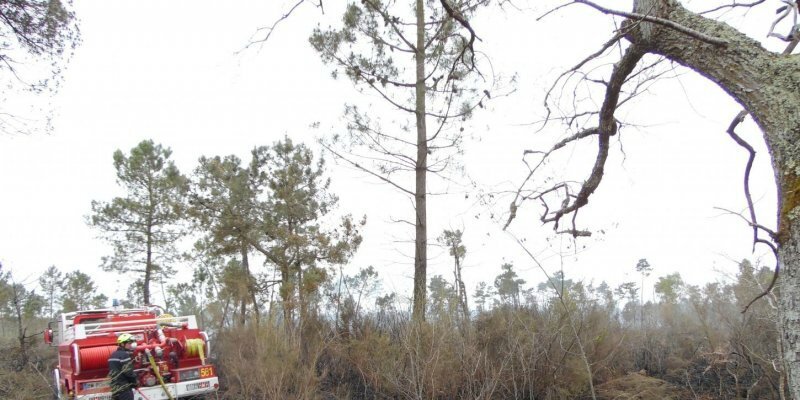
[506,45,644,234]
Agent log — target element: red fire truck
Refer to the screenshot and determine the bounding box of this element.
[44,306,219,400]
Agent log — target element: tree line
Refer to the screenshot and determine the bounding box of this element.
[4,235,785,398]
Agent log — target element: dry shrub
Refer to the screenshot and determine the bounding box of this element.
[473,306,608,399]
[595,372,690,400]
[215,324,321,400]
[319,315,505,400]
[214,294,780,400]
[315,307,607,399]
[0,338,57,400]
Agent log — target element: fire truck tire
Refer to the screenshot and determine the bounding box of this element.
[50,389,68,400]
[51,368,63,400]
[51,387,67,399]
[50,384,67,400]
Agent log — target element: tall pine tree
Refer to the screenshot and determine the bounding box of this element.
[189,154,263,325]
[311,0,492,321]
[89,140,188,305]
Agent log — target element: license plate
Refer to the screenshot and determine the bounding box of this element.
[185,381,210,391]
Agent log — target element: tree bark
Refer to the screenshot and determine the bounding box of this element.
[412,0,428,323]
[280,261,292,332]
[297,261,310,363]
[241,241,260,325]
[144,226,152,305]
[621,1,800,397]
[238,297,246,326]
[144,173,155,306]
[780,221,800,399]
[453,252,469,323]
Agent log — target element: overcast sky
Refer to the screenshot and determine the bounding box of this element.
[0,1,782,306]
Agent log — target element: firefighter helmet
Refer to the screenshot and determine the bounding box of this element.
[116,333,135,345]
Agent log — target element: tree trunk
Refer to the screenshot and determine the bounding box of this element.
[241,241,260,325]
[453,253,469,323]
[238,297,246,326]
[622,2,800,397]
[144,227,152,305]
[298,264,304,330]
[412,0,428,323]
[219,296,231,332]
[144,175,156,306]
[280,262,292,332]
[779,222,800,399]
[238,242,247,326]
[298,262,310,363]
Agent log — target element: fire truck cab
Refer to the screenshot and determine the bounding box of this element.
[45,306,219,400]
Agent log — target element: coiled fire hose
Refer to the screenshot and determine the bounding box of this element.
[185,338,206,365]
[145,349,174,400]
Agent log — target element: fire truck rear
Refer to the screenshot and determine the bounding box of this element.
[44,305,219,400]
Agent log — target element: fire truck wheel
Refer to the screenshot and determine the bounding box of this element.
[51,369,63,400]
[51,390,68,400]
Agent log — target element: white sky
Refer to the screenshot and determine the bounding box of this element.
[0,1,783,306]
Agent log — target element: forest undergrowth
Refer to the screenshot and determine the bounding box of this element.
[0,259,784,399]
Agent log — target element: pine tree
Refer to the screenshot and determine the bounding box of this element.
[311,0,492,321]
[190,154,263,324]
[89,140,188,305]
[38,265,62,318]
[250,138,363,359]
[60,271,107,312]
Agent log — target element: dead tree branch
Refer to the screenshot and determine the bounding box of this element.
[439,0,482,70]
[726,29,800,312]
[506,45,644,234]
[542,32,626,129]
[320,142,414,197]
[714,207,777,238]
[725,111,773,245]
[700,0,767,15]
[242,0,308,51]
[723,111,781,313]
[768,0,799,42]
[575,0,729,46]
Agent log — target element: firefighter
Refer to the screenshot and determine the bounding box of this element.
[108,333,138,400]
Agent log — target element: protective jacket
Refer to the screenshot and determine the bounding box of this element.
[108,346,137,395]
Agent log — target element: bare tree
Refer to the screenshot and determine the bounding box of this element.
[500,0,800,397]
[0,270,44,371]
[440,229,469,323]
